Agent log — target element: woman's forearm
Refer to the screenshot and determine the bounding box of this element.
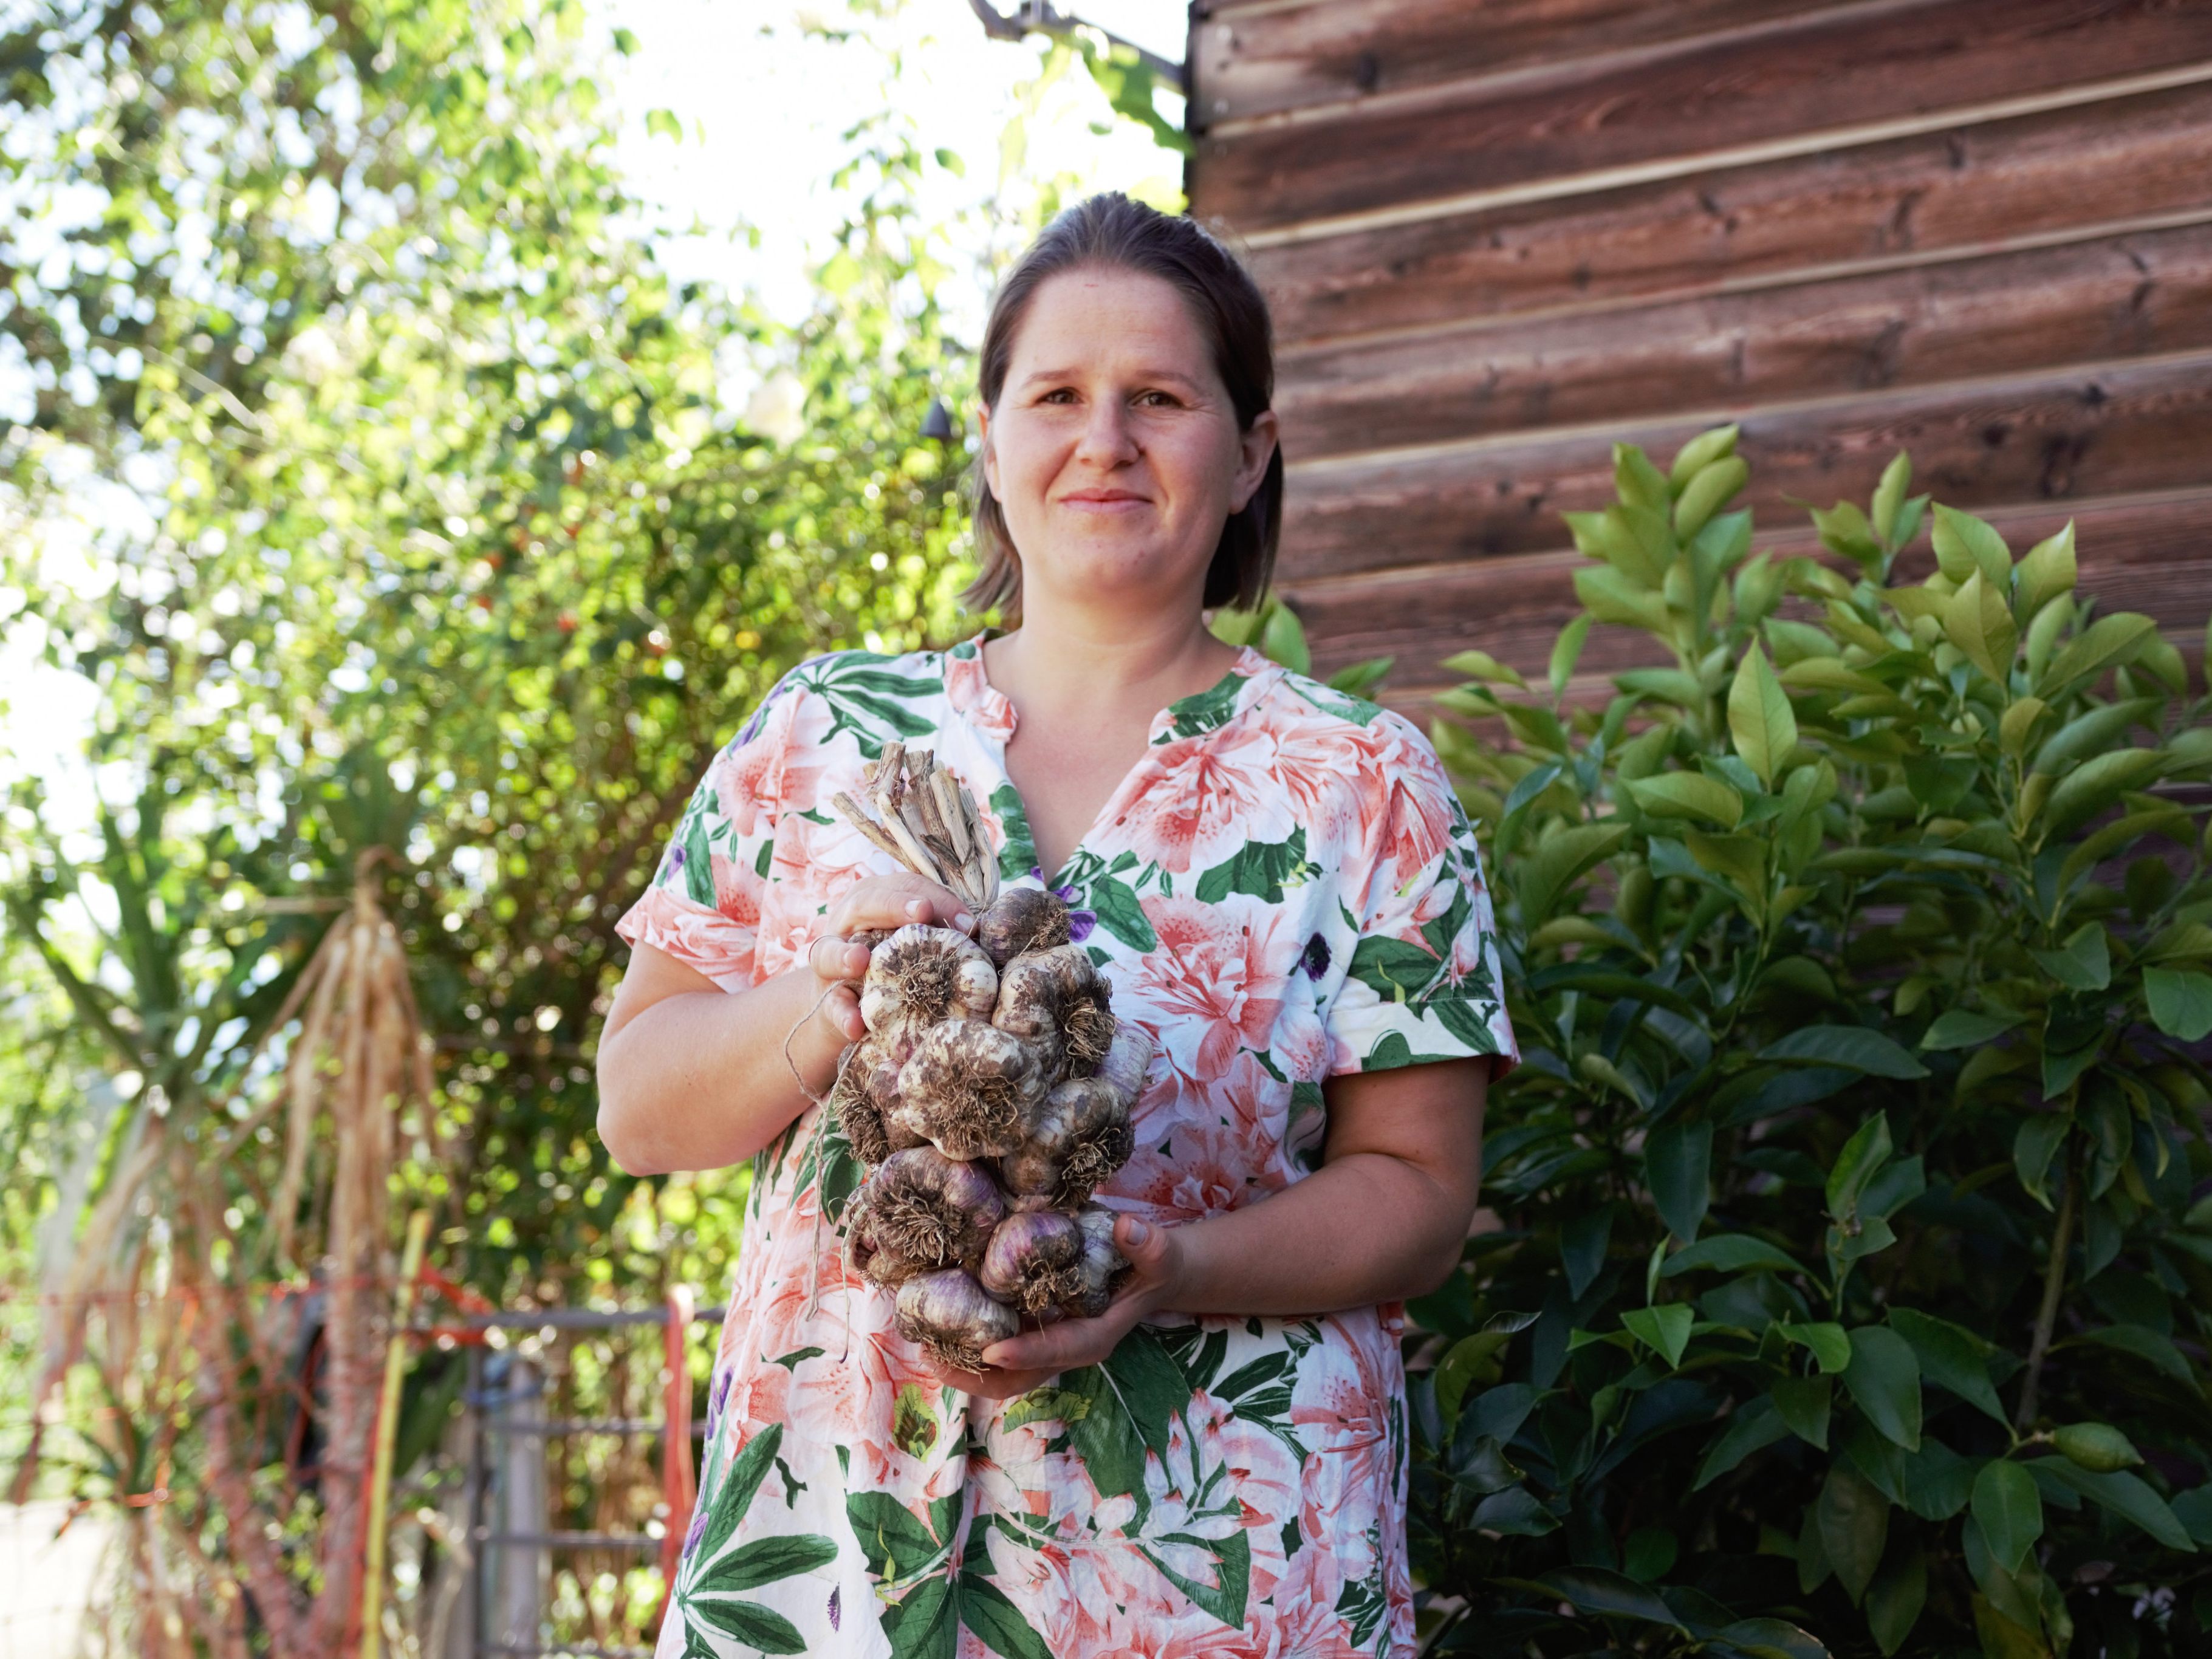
[1161,1149,1473,1319]
[596,963,845,1175]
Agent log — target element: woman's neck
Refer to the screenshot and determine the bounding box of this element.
[983,604,1241,723]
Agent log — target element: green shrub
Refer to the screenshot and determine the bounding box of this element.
[1402,433,2212,1656]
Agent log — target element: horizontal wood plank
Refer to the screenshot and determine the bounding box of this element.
[1276,221,2212,460]
[1253,80,2212,348]
[1288,490,2212,689]
[1191,0,1844,127]
[1278,352,2212,584]
[1191,0,2212,234]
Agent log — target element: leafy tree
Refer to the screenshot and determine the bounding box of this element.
[1398,434,2212,1656]
[1,0,982,1644]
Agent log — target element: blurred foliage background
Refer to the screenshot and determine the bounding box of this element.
[0,0,1176,1647]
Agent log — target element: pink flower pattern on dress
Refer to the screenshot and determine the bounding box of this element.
[617,634,1515,1657]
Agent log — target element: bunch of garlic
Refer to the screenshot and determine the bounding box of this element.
[828,744,1147,1373]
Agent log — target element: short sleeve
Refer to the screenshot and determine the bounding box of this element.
[614,673,805,993]
[1324,718,1519,1078]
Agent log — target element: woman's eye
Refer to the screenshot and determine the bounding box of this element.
[1135,390,1177,408]
[1039,388,1078,404]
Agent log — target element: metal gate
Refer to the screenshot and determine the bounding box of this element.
[451,1300,724,1659]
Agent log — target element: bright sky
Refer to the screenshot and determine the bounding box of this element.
[0,0,1191,841]
[603,0,1190,329]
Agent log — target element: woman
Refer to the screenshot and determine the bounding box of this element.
[599,193,1516,1658]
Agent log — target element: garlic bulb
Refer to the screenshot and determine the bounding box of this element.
[890,1018,1051,1160]
[827,1037,919,1169]
[843,1147,1004,1287]
[1063,1206,1131,1319]
[993,944,1114,1078]
[997,1076,1134,1211]
[859,924,998,1062]
[974,886,1070,968]
[978,1210,1085,1315]
[895,1268,1020,1374]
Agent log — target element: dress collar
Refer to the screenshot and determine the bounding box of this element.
[942,629,1280,745]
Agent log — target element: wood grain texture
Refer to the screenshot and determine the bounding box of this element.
[1287,490,2212,690]
[1252,80,2212,347]
[1190,0,1841,126]
[1277,352,2212,584]
[1190,0,2212,234]
[1276,222,2212,460]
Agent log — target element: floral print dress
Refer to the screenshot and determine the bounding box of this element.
[616,631,1517,1658]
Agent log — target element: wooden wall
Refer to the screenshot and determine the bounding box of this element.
[1184,0,2212,708]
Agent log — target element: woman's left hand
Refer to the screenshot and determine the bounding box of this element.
[921,1215,1182,1400]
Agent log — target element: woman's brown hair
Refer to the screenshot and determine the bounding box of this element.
[960,193,1282,621]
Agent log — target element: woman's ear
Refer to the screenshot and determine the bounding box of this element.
[1230,408,1279,512]
[978,400,999,501]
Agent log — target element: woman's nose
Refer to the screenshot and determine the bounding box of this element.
[1074,400,1139,467]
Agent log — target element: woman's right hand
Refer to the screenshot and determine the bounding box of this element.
[804,874,974,1045]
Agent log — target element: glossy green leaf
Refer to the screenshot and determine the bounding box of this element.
[1645,1120,1713,1243]
[1660,1233,1807,1278]
[2030,923,2111,991]
[1693,1395,1791,1489]
[1767,1028,1928,1079]
[1721,1617,1831,1659]
[1772,1375,1832,1450]
[1627,771,1744,828]
[1845,1326,1923,1451]
[1779,1322,1854,1376]
[2013,519,2077,620]
[2145,967,2212,1042]
[1516,823,1628,921]
[2041,609,2160,699]
[1920,1008,2022,1050]
[1440,648,1527,689]
[1730,645,1798,786]
[1538,1564,1686,1629]
[1942,570,2016,681]
[1549,614,1593,697]
[1889,1308,2007,1424]
[1973,1459,2044,1573]
[1818,1463,1891,1604]
[2029,1460,2196,1552]
[1622,1303,1694,1369]
[1865,1548,1928,1656]
[1931,504,2012,588]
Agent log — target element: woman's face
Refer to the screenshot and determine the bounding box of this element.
[980,265,1277,617]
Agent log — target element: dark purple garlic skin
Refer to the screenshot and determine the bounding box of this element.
[844,1147,1004,1287]
[1063,1207,1131,1319]
[973,886,1071,969]
[978,1211,1085,1315]
[891,1018,1050,1160]
[859,925,998,1062]
[992,944,1114,1078]
[895,1268,1021,1374]
[997,1076,1134,1211]
[827,1038,920,1169]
